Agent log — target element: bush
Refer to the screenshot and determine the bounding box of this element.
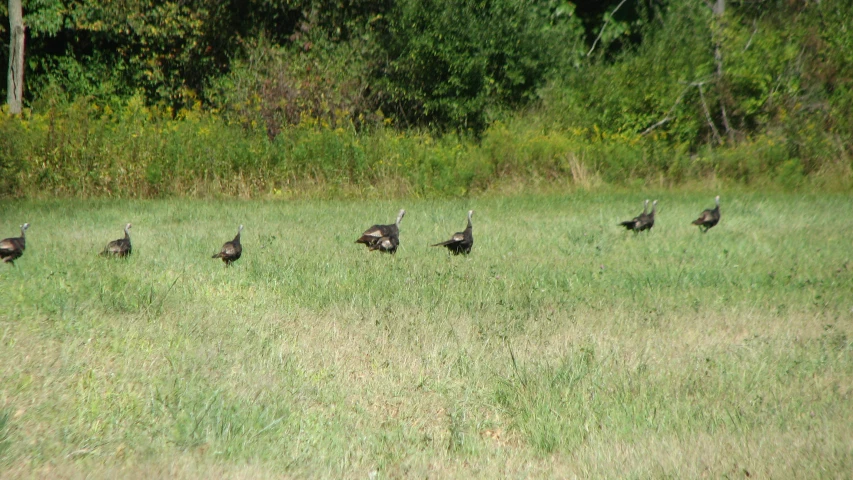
[207,35,378,140]
[371,0,584,133]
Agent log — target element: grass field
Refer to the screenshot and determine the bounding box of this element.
[1,192,852,478]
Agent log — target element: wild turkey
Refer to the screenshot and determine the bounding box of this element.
[619,200,648,231]
[212,225,243,266]
[692,195,721,233]
[369,235,399,254]
[101,223,132,257]
[356,209,405,254]
[432,210,474,255]
[0,223,29,265]
[635,200,657,232]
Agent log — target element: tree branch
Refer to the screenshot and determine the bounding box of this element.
[587,0,630,57]
[696,82,723,144]
[640,85,692,136]
[742,18,758,52]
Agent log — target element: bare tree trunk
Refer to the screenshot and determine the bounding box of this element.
[713,0,725,79]
[711,0,733,142]
[7,0,25,114]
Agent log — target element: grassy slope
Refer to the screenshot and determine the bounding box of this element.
[0,192,851,478]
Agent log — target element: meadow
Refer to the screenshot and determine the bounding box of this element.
[0,192,851,478]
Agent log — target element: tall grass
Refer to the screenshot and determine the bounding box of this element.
[2,98,850,199]
[0,193,851,477]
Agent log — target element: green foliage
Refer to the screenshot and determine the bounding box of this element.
[4,0,853,192]
[0,96,491,198]
[20,0,214,106]
[3,0,851,166]
[537,0,853,162]
[23,0,66,37]
[540,1,710,137]
[1,94,850,200]
[206,35,377,139]
[11,0,395,109]
[373,0,584,132]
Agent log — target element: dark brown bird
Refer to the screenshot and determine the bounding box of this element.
[635,200,657,232]
[0,223,28,265]
[692,195,721,233]
[620,200,648,231]
[432,210,474,255]
[369,235,399,254]
[212,225,243,266]
[356,209,405,254]
[101,223,132,257]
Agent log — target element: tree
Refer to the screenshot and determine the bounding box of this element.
[6,0,24,114]
[374,0,584,132]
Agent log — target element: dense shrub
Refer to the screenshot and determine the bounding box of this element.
[206,36,378,140]
[371,0,585,132]
[529,0,853,182]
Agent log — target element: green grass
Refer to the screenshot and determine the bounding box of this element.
[1,192,851,478]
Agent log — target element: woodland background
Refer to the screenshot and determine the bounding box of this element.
[1,0,851,197]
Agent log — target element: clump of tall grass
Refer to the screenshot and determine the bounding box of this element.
[1,95,849,199]
[0,96,492,198]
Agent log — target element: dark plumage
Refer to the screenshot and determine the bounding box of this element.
[369,235,399,254]
[0,223,28,265]
[635,200,657,232]
[620,200,649,231]
[432,210,474,255]
[692,195,721,233]
[212,225,243,266]
[356,209,405,254]
[101,223,132,258]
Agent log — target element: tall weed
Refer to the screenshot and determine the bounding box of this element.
[1,96,850,199]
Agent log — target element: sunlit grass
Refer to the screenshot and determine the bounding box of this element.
[1,192,851,477]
